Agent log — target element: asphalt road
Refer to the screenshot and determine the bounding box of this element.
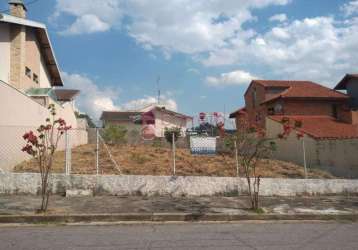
[0,222,357,250]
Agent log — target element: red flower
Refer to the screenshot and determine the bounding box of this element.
[23,131,38,145]
[21,144,36,156]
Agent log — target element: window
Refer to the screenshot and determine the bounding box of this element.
[268,107,274,115]
[274,103,283,114]
[332,104,338,119]
[25,67,31,78]
[33,73,39,84]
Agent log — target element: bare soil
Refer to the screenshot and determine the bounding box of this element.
[14,143,335,178]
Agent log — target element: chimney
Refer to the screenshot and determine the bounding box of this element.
[9,0,27,19]
[8,0,27,90]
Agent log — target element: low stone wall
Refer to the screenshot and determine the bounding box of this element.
[1,173,358,197]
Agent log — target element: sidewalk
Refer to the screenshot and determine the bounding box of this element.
[0,195,357,223]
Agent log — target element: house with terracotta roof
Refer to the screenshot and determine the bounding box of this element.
[0,1,87,171]
[229,80,350,129]
[230,75,358,178]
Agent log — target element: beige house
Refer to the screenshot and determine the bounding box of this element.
[101,104,193,138]
[0,1,87,171]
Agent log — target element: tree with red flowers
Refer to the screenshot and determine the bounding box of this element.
[231,117,302,211]
[22,104,71,212]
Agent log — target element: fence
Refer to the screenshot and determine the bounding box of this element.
[0,122,338,179]
[83,125,330,179]
[0,126,88,173]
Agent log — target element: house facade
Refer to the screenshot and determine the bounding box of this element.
[101,104,193,138]
[230,76,358,178]
[0,1,87,171]
[230,80,349,129]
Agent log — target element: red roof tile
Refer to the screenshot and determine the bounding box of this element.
[269,115,358,140]
[229,107,246,118]
[258,80,348,104]
[254,80,312,87]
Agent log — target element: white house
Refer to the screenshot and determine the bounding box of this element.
[101,104,193,138]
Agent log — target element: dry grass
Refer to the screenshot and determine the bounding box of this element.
[14,143,335,179]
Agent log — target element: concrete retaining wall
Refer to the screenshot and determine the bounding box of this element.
[266,118,358,178]
[1,173,358,197]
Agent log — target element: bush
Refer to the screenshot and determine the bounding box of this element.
[164,127,181,144]
[152,137,163,147]
[102,124,127,144]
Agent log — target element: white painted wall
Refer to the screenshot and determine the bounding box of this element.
[0,81,87,172]
[154,109,190,137]
[39,54,51,88]
[2,173,358,197]
[0,23,10,83]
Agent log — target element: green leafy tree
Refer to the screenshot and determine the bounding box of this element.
[102,124,128,144]
[164,127,181,144]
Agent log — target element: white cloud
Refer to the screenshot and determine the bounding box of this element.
[341,1,358,16]
[187,68,200,75]
[62,72,179,119]
[60,14,110,35]
[203,15,358,85]
[122,96,178,112]
[53,0,289,52]
[52,0,122,35]
[61,72,120,119]
[269,13,287,22]
[54,0,358,87]
[206,70,258,87]
[124,0,289,55]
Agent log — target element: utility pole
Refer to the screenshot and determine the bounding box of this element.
[157,75,161,105]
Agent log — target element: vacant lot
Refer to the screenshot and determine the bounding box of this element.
[14,143,334,178]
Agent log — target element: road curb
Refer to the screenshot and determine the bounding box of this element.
[0,213,357,224]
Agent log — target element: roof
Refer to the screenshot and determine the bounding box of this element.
[52,89,79,101]
[152,106,193,119]
[100,111,142,121]
[0,13,63,86]
[334,74,358,90]
[254,80,313,87]
[258,80,348,104]
[100,107,193,122]
[229,107,246,118]
[269,115,358,140]
[25,87,52,96]
[26,88,79,102]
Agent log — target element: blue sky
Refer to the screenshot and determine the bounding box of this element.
[1,0,358,122]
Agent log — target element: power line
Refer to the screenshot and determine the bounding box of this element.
[0,0,41,14]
